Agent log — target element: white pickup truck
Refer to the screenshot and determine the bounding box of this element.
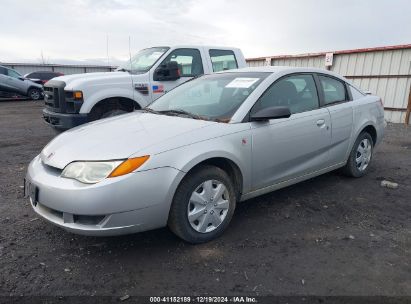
[43,45,246,130]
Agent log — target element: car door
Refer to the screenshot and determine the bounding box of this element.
[250,73,332,190]
[150,48,205,101]
[6,68,28,95]
[316,74,353,165]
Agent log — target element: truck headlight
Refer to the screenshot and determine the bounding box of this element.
[61,156,150,184]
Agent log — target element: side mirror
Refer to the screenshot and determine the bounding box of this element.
[154,61,180,81]
[251,106,291,121]
[18,76,26,81]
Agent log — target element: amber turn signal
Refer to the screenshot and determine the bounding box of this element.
[73,91,83,99]
[108,156,150,178]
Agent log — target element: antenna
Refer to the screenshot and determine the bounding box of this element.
[129,36,135,101]
[106,33,109,66]
[128,36,132,68]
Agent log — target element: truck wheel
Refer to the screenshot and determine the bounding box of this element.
[342,132,374,177]
[168,165,237,244]
[101,109,128,118]
[28,88,42,101]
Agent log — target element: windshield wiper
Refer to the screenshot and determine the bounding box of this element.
[159,109,205,120]
[141,108,160,115]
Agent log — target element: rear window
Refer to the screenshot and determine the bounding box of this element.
[43,72,59,80]
[28,72,40,78]
[209,49,238,72]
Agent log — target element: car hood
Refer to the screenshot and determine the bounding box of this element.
[40,112,216,169]
[53,71,144,90]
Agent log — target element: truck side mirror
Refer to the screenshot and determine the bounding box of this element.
[154,61,180,81]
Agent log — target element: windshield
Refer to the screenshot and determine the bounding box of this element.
[117,47,169,73]
[148,72,269,122]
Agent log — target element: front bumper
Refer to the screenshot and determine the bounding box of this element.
[43,108,89,130]
[26,155,185,236]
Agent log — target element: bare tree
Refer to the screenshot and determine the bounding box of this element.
[39,50,51,65]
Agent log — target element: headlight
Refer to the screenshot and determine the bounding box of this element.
[64,90,83,101]
[61,156,150,184]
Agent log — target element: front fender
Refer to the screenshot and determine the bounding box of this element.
[79,88,147,113]
[140,133,253,195]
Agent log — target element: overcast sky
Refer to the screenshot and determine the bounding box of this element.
[0,0,409,65]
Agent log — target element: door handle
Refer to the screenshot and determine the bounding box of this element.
[316,119,325,127]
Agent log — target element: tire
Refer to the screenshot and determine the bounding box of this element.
[342,132,374,177]
[28,88,42,101]
[168,165,237,244]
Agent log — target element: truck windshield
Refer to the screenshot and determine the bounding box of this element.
[148,72,269,122]
[117,47,169,73]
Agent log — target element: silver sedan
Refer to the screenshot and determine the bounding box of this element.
[25,67,385,243]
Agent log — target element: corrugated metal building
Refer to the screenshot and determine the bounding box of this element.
[246,44,411,123]
[0,62,116,76]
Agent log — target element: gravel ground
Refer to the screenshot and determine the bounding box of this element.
[0,101,410,298]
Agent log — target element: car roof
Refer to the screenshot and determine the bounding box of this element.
[147,45,242,51]
[223,66,349,81]
[27,71,61,74]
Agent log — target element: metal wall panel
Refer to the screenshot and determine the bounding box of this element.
[247,59,266,67]
[247,47,411,123]
[1,63,115,75]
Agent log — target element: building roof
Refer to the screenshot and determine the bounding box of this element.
[247,43,411,61]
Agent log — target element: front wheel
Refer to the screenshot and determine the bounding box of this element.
[168,165,237,244]
[28,88,42,101]
[342,132,374,177]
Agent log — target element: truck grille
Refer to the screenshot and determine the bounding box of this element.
[44,86,60,109]
[43,80,75,114]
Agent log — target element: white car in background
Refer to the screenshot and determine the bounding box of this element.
[26,67,385,243]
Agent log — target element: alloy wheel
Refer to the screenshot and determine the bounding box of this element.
[30,90,40,100]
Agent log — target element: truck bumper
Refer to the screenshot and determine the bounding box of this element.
[43,108,89,130]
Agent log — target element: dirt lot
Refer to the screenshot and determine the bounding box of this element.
[0,101,410,298]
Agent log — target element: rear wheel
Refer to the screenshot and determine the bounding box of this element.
[168,165,236,244]
[28,88,42,101]
[343,132,374,177]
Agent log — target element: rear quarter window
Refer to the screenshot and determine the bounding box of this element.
[319,75,347,105]
[350,85,366,100]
